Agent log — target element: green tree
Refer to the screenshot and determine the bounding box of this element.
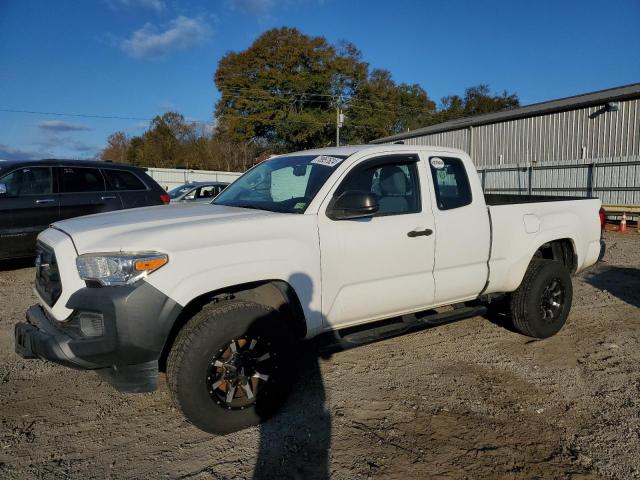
[214,28,442,149]
[214,28,367,151]
[100,131,130,163]
[344,69,436,143]
[108,111,256,171]
[141,112,197,168]
[440,85,519,121]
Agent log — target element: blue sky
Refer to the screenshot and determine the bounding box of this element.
[0,0,638,160]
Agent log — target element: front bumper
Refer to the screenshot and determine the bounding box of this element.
[16,305,99,369]
[15,281,182,392]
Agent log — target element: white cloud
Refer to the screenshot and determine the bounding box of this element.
[109,0,166,12]
[121,16,211,59]
[226,0,323,15]
[37,120,92,132]
[35,135,100,155]
[0,144,47,161]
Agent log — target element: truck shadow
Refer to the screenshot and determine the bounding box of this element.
[252,347,330,480]
[480,298,521,334]
[252,273,331,480]
[583,265,640,308]
[0,257,34,272]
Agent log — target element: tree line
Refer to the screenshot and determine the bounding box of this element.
[101,27,519,171]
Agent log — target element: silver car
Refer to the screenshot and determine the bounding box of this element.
[168,181,229,203]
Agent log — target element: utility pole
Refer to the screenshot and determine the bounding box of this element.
[336,96,344,147]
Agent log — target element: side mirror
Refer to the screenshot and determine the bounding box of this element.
[0,183,6,195]
[328,190,379,220]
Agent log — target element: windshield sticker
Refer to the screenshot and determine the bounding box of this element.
[294,202,306,210]
[430,157,445,169]
[310,155,344,167]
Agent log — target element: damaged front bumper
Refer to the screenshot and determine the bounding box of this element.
[15,281,182,393]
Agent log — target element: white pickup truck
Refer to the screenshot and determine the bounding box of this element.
[15,144,604,434]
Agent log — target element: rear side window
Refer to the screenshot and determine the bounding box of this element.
[429,157,472,210]
[0,167,53,196]
[103,169,146,191]
[59,167,105,193]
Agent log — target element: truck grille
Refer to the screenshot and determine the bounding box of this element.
[35,243,62,307]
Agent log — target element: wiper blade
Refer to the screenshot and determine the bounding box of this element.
[215,202,291,213]
[225,203,273,212]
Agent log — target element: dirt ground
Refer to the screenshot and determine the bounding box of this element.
[0,231,638,480]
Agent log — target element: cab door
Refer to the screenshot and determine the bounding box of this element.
[0,166,59,259]
[317,154,436,329]
[426,154,491,304]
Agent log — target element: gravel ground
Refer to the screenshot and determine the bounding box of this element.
[0,231,638,480]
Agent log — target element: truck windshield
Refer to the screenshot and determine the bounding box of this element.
[214,154,347,213]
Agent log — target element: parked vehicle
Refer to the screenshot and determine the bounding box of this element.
[0,160,169,260]
[168,181,229,203]
[15,145,604,434]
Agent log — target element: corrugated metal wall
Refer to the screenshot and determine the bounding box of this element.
[146,168,242,190]
[405,129,469,151]
[402,97,640,206]
[477,156,640,206]
[404,98,640,167]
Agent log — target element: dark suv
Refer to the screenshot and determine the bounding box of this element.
[0,159,169,260]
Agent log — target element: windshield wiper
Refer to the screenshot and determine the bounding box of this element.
[219,203,273,212]
[221,203,293,213]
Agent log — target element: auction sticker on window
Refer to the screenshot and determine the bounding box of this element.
[311,155,344,167]
[430,157,445,169]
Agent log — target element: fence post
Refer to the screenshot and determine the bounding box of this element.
[586,163,595,197]
[527,166,533,195]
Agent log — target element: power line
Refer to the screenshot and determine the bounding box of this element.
[0,108,154,122]
[1,93,443,132]
[217,85,441,117]
[0,107,338,129]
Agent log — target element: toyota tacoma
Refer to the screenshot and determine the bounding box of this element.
[15,145,604,434]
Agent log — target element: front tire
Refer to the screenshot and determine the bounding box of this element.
[167,300,295,434]
[510,259,573,338]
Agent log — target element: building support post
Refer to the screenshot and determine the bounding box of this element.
[587,162,595,197]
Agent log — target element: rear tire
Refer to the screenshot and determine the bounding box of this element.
[167,299,295,434]
[510,259,573,338]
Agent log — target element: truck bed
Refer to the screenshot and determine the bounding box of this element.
[484,193,593,206]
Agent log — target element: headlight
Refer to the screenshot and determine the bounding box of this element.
[76,252,168,286]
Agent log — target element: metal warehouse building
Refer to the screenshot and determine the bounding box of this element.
[372,83,640,209]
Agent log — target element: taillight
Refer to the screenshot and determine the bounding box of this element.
[160,193,170,204]
[599,207,606,230]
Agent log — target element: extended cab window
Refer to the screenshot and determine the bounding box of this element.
[103,169,146,191]
[336,157,420,216]
[0,167,52,196]
[59,167,105,193]
[429,157,472,210]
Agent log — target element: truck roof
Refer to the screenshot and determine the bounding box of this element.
[287,144,467,158]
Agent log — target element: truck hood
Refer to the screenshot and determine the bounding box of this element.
[52,203,284,254]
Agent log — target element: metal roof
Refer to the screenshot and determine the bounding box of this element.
[371,83,640,144]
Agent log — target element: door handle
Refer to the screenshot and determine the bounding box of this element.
[407,229,433,238]
[101,195,117,201]
[35,198,55,204]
